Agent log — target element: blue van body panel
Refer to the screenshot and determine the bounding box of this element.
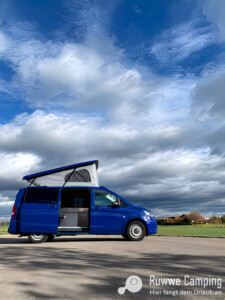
[89,186,157,235]
[9,185,157,236]
[19,188,61,234]
[90,187,125,234]
[20,203,60,233]
[8,188,26,234]
[90,186,130,234]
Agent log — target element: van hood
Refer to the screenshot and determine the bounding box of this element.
[132,205,154,214]
[132,205,144,210]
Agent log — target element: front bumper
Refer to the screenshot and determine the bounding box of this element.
[145,216,157,235]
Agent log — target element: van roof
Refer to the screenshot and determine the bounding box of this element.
[23,160,98,180]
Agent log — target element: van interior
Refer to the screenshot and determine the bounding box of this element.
[59,188,90,232]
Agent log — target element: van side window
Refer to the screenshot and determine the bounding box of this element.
[95,190,118,206]
[24,188,59,204]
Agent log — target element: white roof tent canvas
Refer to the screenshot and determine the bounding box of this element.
[23,160,99,187]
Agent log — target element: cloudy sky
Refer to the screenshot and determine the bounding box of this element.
[0,0,225,220]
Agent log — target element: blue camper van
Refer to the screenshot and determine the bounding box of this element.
[8,160,157,243]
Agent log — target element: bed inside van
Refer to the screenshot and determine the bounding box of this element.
[59,188,90,232]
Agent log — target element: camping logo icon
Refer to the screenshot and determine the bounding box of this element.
[118,275,143,294]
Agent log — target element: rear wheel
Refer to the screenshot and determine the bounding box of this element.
[126,221,146,241]
[28,234,48,243]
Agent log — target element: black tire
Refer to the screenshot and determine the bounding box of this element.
[28,234,49,243]
[126,221,146,241]
[47,234,55,242]
[122,233,129,240]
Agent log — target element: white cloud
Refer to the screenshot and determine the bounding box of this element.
[0,21,197,123]
[0,201,14,206]
[150,20,215,62]
[202,0,225,41]
[0,105,200,166]
[0,30,7,53]
[0,151,40,190]
[0,194,15,220]
[0,28,156,117]
[192,67,225,119]
[0,194,11,203]
[0,109,224,218]
[0,2,196,120]
[133,5,142,14]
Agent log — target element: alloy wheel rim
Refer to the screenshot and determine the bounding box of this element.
[32,234,44,240]
[130,225,142,237]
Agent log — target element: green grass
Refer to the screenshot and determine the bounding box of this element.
[0,225,9,235]
[192,223,225,228]
[156,225,225,238]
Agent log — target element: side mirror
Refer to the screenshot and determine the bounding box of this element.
[112,201,120,208]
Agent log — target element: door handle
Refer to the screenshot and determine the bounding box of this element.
[93,206,100,209]
[49,205,57,208]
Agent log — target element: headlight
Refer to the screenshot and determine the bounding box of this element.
[144,210,155,218]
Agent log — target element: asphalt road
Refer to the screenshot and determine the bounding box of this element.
[0,235,224,300]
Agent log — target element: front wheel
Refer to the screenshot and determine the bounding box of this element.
[122,233,129,240]
[126,221,146,241]
[28,234,49,243]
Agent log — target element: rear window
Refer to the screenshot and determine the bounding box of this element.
[24,188,59,204]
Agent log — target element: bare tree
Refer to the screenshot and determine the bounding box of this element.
[208,216,222,224]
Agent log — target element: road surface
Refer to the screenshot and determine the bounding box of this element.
[0,235,224,300]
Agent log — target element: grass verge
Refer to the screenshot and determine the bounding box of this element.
[0,226,9,235]
[156,225,225,238]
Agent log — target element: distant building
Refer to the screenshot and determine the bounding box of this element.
[181,214,207,224]
[156,213,207,225]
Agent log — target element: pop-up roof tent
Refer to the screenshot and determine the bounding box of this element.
[23,160,99,187]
